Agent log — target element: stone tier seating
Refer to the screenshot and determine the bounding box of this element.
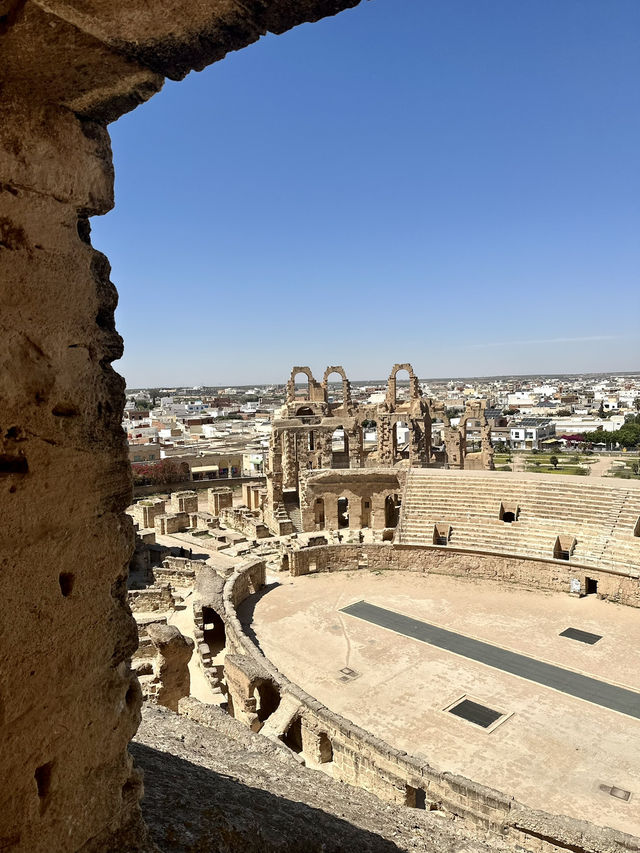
[398,470,640,575]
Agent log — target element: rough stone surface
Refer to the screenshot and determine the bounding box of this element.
[146,625,194,712]
[133,703,510,853]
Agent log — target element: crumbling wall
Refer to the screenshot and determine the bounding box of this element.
[145,624,194,711]
[287,543,640,607]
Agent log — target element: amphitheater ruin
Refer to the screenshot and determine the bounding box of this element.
[2,2,640,853]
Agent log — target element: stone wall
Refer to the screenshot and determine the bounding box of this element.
[219,506,270,539]
[288,543,640,607]
[128,584,174,613]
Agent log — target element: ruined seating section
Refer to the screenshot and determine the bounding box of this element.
[398,470,640,573]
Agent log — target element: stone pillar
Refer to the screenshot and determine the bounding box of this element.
[0,102,146,852]
[444,427,464,469]
[146,624,194,712]
[325,497,340,531]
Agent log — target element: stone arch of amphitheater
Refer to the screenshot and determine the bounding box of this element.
[2,4,640,853]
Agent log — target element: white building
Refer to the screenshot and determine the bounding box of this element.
[510,418,555,450]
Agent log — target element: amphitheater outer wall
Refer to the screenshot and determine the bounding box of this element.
[288,543,640,608]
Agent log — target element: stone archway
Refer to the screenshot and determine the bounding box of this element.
[322,365,351,407]
[385,362,420,407]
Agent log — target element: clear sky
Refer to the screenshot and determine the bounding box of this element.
[92,0,640,387]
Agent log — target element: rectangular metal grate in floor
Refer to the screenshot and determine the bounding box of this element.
[448,699,503,728]
[340,600,640,719]
[559,627,602,645]
[599,783,631,802]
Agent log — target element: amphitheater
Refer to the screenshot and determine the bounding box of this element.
[2,1,640,852]
[117,370,640,853]
[216,466,640,848]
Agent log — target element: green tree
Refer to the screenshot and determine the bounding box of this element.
[549,455,559,469]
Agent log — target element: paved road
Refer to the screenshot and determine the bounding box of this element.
[340,600,640,720]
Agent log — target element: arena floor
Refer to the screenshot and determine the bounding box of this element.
[238,570,640,836]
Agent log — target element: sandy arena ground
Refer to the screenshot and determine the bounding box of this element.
[239,570,640,836]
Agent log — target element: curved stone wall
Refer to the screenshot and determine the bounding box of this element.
[287,543,640,608]
[220,556,639,853]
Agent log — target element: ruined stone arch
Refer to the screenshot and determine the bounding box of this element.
[287,366,315,402]
[322,365,351,407]
[250,677,282,723]
[457,401,495,470]
[386,362,421,407]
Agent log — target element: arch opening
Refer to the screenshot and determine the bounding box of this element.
[384,493,401,528]
[253,680,281,723]
[331,427,349,468]
[280,716,303,753]
[337,496,349,529]
[325,370,345,407]
[202,606,226,656]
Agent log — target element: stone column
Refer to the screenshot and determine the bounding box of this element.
[0,102,146,852]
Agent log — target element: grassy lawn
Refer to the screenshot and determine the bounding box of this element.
[610,461,640,479]
[525,463,588,475]
[523,453,588,475]
[493,453,513,465]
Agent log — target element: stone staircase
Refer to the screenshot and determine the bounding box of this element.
[283,493,302,533]
[397,469,640,573]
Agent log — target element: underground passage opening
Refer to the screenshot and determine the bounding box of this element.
[585,577,598,596]
[337,496,349,529]
[280,716,303,753]
[405,784,427,809]
[318,731,333,763]
[554,535,576,562]
[254,680,281,723]
[34,761,54,814]
[0,454,28,475]
[432,523,451,546]
[202,606,226,656]
[58,572,75,597]
[499,502,519,523]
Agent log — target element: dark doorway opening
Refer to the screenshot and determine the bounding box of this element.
[202,606,226,655]
[255,680,281,722]
[318,732,333,763]
[280,716,303,753]
[585,577,598,595]
[338,497,349,529]
[384,493,401,527]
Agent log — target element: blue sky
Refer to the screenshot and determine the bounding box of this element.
[92,0,640,387]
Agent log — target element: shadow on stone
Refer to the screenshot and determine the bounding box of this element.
[131,740,405,852]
